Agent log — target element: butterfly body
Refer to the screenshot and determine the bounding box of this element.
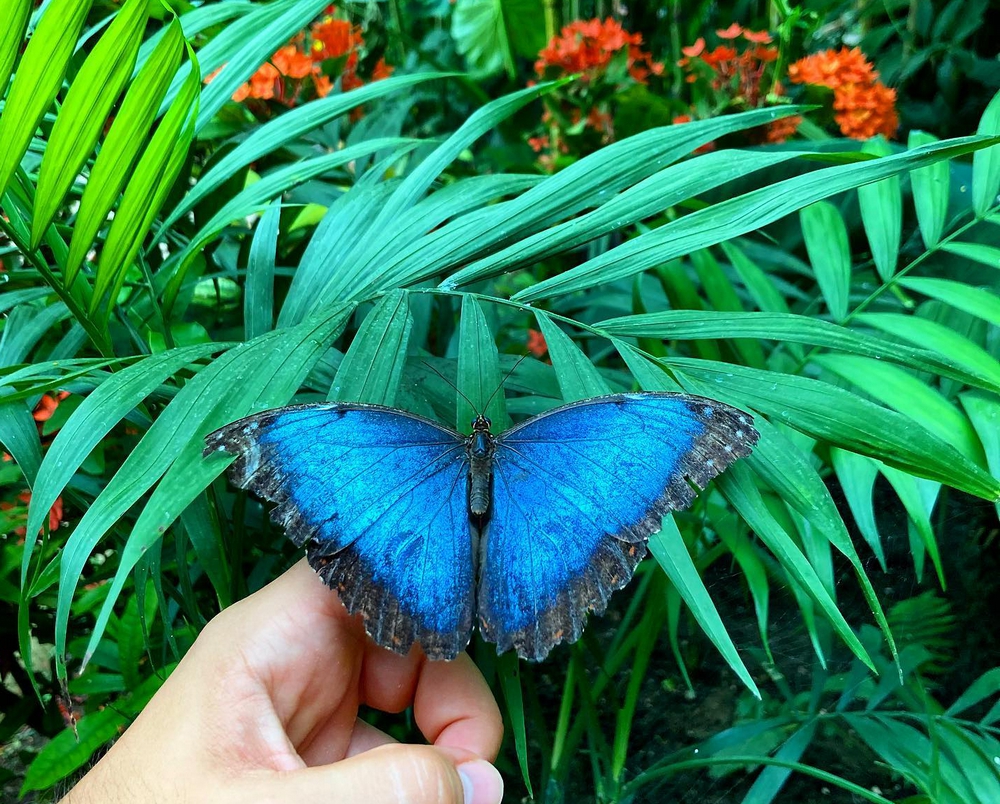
[205,392,758,662]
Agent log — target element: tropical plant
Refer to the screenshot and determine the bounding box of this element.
[2,0,1000,801]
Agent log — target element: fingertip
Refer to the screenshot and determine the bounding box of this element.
[457,759,504,804]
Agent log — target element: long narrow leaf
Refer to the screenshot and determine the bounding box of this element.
[0,0,94,197]
[513,135,1000,303]
[31,0,148,247]
[65,19,184,285]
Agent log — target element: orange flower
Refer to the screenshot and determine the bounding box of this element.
[528,135,550,152]
[764,114,802,143]
[716,23,743,39]
[681,38,705,58]
[535,17,662,84]
[789,47,897,139]
[1,490,62,537]
[313,73,333,98]
[272,45,314,79]
[833,82,898,139]
[32,391,69,424]
[527,329,548,358]
[372,57,393,81]
[310,16,363,61]
[248,62,281,100]
[743,30,772,44]
[788,47,877,89]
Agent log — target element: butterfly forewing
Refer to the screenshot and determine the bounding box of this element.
[479,392,759,661]
[204,403,476,660]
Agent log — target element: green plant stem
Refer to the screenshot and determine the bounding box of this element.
[0,217,115,358]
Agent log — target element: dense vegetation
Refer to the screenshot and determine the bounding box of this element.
[1,0,999,801]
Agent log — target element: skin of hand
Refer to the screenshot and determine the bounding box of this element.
[61,560,505,804]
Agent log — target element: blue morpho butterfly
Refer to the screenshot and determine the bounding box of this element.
[204,390,758,662]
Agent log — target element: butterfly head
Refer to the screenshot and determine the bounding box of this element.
[471,414,492,434]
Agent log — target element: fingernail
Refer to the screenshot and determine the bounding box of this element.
[458,759,504,804]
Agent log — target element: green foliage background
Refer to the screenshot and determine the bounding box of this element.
[2,0,1000,801]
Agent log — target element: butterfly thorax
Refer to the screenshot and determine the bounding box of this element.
[467,415,495,517]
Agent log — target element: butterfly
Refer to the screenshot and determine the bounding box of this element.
[204,392,758,662]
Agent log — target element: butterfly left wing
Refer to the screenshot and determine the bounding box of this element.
[204,403,475,660]
[479,392,758,661]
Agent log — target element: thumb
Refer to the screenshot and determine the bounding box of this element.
[253,744,504,804]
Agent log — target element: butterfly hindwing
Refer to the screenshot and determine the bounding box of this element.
[204,403,475,660]
[479,392,758,661]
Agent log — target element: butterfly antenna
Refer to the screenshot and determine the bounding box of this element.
[421,360,480,416]
[482,353,530,415]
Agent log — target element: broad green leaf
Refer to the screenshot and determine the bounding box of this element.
[452,0,515,77]
[92,52,200,315]
[245,202,280,340]
[907,130,949,248]
[65,19,184,285]
[329,290,411,405]
[0,1,31,97]
[857,138,901,280]
[678,376,898,664]
[880,465,943,586]
[117,586,157,690]
[961,392,1000,519]
[718,463,875,671]
[648,516,759,697]
[344,82,570,297]
[667,357,1000,501]
[278,179,397,328]
[161,73,452,235]
[973,89,1000,216]
[312,173,541,315]
[940,241,1000,269]
[23,342,226,584]
[162,137,420,316]
[443,116,806,289]
[0,401,41,487]
[180,493,232,610]
[457,295,507,433]
[945,668,1000,717]
[512,134,1000,303]
[135,2,252,71]
[194,0,329,131]
[20,667,171,793]
[720,241,791,314]
[831,449,885,570]
[858,312,1000,388]
[690,249,766,367]
[56,307,351,677]
[596,309,997,392]
[742,722,818,804]
[31,0,148,247]
[0,0,93,197]
[536,314,609,401]
[800,201,851,321]
[898,277,1000,327]
[498,651,533,797]
[813,353,983,463]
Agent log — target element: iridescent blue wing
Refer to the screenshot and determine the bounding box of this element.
[204,404,474,660]
[480,392,758,661]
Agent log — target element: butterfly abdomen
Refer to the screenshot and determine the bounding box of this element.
[468,429,495,516]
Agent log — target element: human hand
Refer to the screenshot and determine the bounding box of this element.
[62,560,505,803]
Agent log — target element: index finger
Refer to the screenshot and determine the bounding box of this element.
[413,653,505,761]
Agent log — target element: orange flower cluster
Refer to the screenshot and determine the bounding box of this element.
[678,24,800,143]
[1,392,68,538]
[535,18,663,84]
[214,10,392,108]
[789,47,898,139]
[527,329,548,358]
[679,25,778,108]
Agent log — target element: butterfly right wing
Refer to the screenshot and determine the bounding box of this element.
[204,403,474,660]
